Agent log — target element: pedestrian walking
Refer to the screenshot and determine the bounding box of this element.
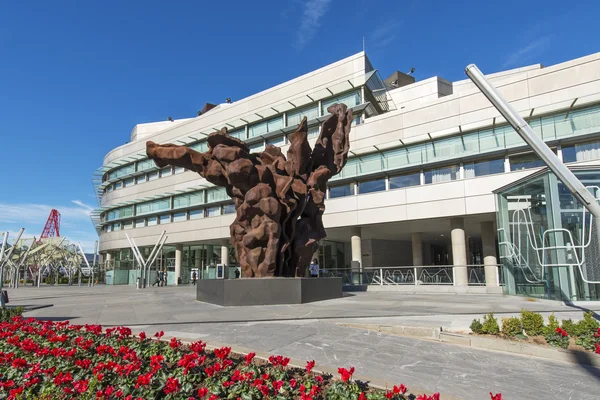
[192,271,197,285]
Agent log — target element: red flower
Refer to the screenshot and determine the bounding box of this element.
[490,393,503,400]
[11,358,27,368]
[386,391,393,399]
[73,379,89,393]
[338,367,355,382]
[315,375,323,383]
[198,387,208,397]
[191,340,206,353]
[214,346,231,360]
[393,384,407,394]
[154,330,164,339]
[595,343,600,354]
[306,360,315,373]
[169,337,181,349]
[139,331,146,340]
[268,355,290,367]
[245,352,256,365]
[358,393,367,400]
[556,327,569,337]
[135,372,153,388]
[164,377,180,395]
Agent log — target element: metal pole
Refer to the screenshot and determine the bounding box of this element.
[0,229,24,306]
[146,234,168,287]
[465,64,600,253]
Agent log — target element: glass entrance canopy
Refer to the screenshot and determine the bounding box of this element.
[495,167,600,301]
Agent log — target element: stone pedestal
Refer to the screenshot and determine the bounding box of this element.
[196,277,343,306]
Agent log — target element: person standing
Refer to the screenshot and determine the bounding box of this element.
[163,270,168,286]
[192,271,197,285]
[309,259,320,278]
[159,269,164,287]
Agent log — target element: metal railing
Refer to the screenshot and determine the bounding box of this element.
[321,264,504,287]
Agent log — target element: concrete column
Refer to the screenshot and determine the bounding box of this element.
[175,244,183,286]
[350,227,362,284]
[221,245,229,266]
[411,232,423,265]
[481,221,498,286]
[450,218,468,286]
[412,232,423,281]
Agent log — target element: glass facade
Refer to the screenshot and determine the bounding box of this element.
[358,178,386,194]
[464,158,505,178]
[389,171,420,189]
[329,183,355,198]
[496,168,600,301]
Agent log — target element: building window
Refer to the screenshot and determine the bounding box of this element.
[107,185,114,192]
[389,171,421,189]
[136,198,170,216]
[205,206,221,217]
[123,220,133,230]
[173,212,187,222]
[189,209,204,220]
[249,142,265,153]
[135,175,147,184]
[123,178,134,187]
[148,171,159,181]
[147,217,158,226]
[160,167,172,178]
[562,140,600,163]
[190,141,208,152]
[249,116,283,138]
[222,204,236,214]
[424,165,459,184]
[206,187,228,203]
[114,181,123,190]
[229,129,246,140]
[106,206,134,221]
[106,225,112,232]
[464,158,504,178]
[510,153,545,171]
[136,159,154,172]
[308,126,319,138]
[266,135,285,147]
[329,183,355,198]
[359,178,386,194]
[159,214,171,224]
[321,90,361,115]
[174,166,185,174]
[135,218,145,228]
[112,223,121,231]
[287,104,319,126]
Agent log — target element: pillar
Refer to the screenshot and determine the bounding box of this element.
[350,227,362,284]
[450,218,468,286]
[481,221,498,286]
[221,245,229,266]
[175,244,183,286]
[194,250,201,269]
[412,232,423,282]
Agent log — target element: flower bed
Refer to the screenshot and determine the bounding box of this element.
[470,310,600,353]
[0,317,502,399]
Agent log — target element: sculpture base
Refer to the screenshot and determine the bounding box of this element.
[196,277,343,306]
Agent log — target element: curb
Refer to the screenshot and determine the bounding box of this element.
[337,323,600,368]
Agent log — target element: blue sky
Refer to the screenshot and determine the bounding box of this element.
[1,0,599,251]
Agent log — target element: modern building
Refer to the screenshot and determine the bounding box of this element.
[93,51,600,301]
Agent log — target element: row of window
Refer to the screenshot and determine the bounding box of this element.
[328,140,600,197]
[100,138,600,226]
[330,104,600,183]
[104,204,236,232]
[104,187,228,222]
[103,90,363,183]
[103,126,329,194]
[106,166,185,193]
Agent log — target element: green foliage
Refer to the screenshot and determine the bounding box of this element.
[470,318,483,334]
[501,317,523,337]
[481,313,500,335]
[0,306,23,322]
[561,319,578,336]
[575,333,600,351]
[543,313,560,336]
[575,311,600,336]
[545,329,570,349]
[521,309,545,336]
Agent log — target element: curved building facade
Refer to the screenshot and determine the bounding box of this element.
[93,51,600,300]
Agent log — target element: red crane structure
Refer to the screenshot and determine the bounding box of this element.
[40,209,61,239]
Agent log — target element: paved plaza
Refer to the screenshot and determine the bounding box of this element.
[8,285,600,399]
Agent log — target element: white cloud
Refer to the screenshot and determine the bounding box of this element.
[503,36,552,68]
[71,200,94,213]
[368,20,401,50]
[296,0,332,49]
[0,202,93,225]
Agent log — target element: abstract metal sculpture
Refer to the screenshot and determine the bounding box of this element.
[146,103,352,278]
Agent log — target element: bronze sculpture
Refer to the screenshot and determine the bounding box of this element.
[146,103,352,278]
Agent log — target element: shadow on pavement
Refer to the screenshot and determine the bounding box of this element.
[570,350,600,382]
